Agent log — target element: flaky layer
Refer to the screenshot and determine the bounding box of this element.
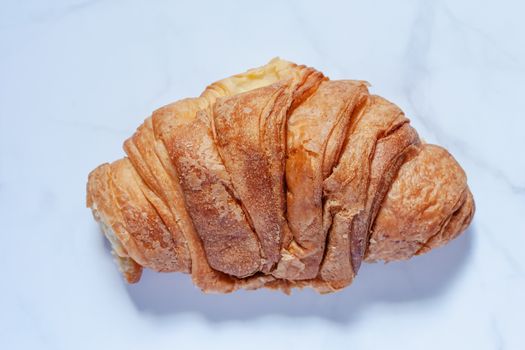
[86,58,474,293]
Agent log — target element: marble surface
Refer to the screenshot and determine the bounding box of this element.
[1,0,524,349]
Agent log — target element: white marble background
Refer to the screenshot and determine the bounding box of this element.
[1,0,524,349]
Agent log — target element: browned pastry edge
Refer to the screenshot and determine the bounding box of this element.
[86,58,474,293]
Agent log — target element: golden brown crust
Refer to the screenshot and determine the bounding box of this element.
[281,80,369,281]
[86,58,474,293]
[153,99,240,292]
[212,68,326,274]
[123,119,192,272]
[87,163,144,283]
[365,144,474,262]
[312,96,419,291]
[213,82,293,272]
[109,158,189,272]
[167,104,262,278]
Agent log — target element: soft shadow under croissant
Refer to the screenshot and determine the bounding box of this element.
[86,58,474,294]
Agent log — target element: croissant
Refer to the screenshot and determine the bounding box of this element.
[86,58,474,294]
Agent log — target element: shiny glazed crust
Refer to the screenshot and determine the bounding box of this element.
[86,58,474,293]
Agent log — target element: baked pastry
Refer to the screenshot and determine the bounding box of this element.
[86,58,474,293]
